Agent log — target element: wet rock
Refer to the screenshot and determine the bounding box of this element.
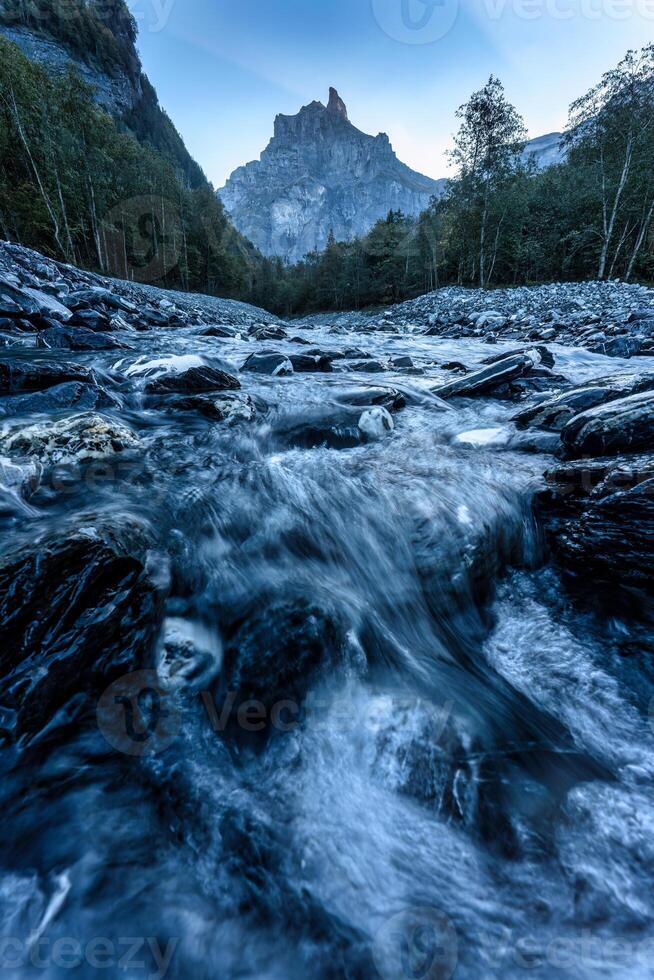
[288,353,333,373]
[0,360,94,393]
[453,426,560,454]
[220,595,346,721]
[358,407,394,441]
[158,617,222,693]
[250,324,288,342]
[0,382,119,417]
[271,407,364,450]
[146,365,240,395]
[173,393,258,423]
[1,414,140,468]
[242,351,294,376]
[349,360,384,373]
[0,516,167,737]
[69,310,113,332]
[200,325,241,339]
[482,345,555,370]
[333,386,406,412]
[432,350,542,399]
[561,390,654,458]
[66,287,136,314]
[390,355,414,369]
[513,373,654,432]
[589,336,644,358]
[37,325,129,352]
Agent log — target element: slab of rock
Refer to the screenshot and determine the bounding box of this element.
[1,414,140,468]
[146,365,240,395]
[0,382,119,417]
[561,390,654,458]
[69,310,113,332]
[0,516,167,736]
[0,360,94,393]
[482,345,555,370]
[513,373,654,431]
[432,350,542,399]
[66,287,136,314]
[333,386,406,411]
[37,325,129,352]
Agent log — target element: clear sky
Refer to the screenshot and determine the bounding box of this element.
[130,0,654,187]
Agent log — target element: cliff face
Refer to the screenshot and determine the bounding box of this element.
[0,0,205,188]
[219,89,446,263]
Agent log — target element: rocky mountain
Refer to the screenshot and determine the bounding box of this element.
[0,0,205,187]
[219,88,446,263]
[523,132,566,170]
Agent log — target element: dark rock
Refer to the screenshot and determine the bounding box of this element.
[69,310,113,332]
[390,355,414,369]
[242,351,294,376]
[200,325,240,338]
[66,288,136,314]
[250,325,288,341]
[513,373,654,431]
[0,382,119,417]
[349,360,384,373]
[145,365,240,395]
[0,516,167,737]
[589,336,644,358]
[271,407,364,450]
[433,350,542,399]
[172,393,258,423]
[482,345,555,370]
[289,353,333,373]
[0,360,94,393]
[441,361,469,374]
[333,386,406,411]
[561,390,654,458]
[37,325,129,352]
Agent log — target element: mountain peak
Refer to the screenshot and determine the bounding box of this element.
[327,87,348,120]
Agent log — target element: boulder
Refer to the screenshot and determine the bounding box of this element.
[432,350,542,399]
[333,386,406,412]
[349,360,385,373]
[561,390,654,458]
[146,365,240,395]
[0,516,167,736]
[66,287,136,314]
[0,382,119,417]
[172,393,258,423]
[0,360,94,393]
[589,336,644,358]
[37,325,129,352]
[242,351,294,376]
[250,325,288,341]
[1,413,140,468]
[69,310,113,332]
[200,325,240,339]
[482,345,555,370]
[358,407,394,440]
[513,373,654,432]
[289,353,333,373]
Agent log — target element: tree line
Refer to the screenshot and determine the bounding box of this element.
[265,45,654,317]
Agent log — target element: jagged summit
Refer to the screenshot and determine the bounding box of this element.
[327,87,348,119]
[219,89,445,263]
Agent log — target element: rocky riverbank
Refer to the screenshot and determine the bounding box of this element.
[1,240,654,979]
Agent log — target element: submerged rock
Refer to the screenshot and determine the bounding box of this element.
[561,390,654,458]
[333,385,406,412]
[1,414,140,468]
[0,516,167,736]
[173,393,258,423]
[289,353,333,373]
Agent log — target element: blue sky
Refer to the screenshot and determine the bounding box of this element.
[131,0,654,187]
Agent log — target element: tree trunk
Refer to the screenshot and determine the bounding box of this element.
[598,135,633,279]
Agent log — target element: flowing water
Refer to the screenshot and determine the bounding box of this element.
[1,321,654,980]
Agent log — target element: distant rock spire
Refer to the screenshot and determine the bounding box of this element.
[327,87,348,120]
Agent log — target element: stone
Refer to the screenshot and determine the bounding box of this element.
[432,351,542,399]
[242,351,294,376]
[289,353,333,373]
[0,382,119,417]
[37,325,129,351]
[358,407,394,440]
[513,373,654,431]
[561,390,654,458]
[172,393,258,423]
[1,413,140,468]
[69,310,113,332]
[0,360,94,393]
[0,516,167,736]
[146,365,240,395]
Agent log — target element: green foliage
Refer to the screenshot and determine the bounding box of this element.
[0,35,268,301]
